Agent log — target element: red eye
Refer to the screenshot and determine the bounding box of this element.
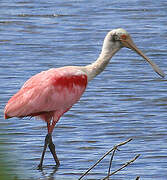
[121,34,127,40]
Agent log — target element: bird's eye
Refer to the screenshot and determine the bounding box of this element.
[121,34,127,40]
[112,34,120,41]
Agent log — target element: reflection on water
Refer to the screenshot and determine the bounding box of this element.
[0,0,167,179]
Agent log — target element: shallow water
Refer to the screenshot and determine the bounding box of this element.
[0,0,167,179]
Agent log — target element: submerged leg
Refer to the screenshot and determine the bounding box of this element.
[38,134,50,169]
[48,133,60,166]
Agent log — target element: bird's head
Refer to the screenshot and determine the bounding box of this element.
[102,28,165,78]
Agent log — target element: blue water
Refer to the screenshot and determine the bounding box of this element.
[0,0,167,179]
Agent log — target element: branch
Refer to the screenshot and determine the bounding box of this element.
[78,138,132,180]
[102,154,140,180]
[107,147,117,179]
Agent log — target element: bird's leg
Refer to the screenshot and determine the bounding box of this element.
[38,134,50,169]
[48,133,60,166]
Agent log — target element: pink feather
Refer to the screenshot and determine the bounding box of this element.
[4,67,87,133]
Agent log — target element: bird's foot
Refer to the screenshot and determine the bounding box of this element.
[37,163,43,170]
[37,134,50,169]
[48,142,60,166]
[38,133,60,168]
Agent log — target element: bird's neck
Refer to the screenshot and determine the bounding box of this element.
[84,48,119,81]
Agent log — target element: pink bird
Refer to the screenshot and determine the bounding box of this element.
[4,28,165,169]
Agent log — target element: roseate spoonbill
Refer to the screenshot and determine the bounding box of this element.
[4,28,165,169]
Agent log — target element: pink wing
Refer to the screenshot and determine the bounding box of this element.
[4,67,88,121]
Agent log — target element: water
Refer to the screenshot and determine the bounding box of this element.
[0,0,167,179]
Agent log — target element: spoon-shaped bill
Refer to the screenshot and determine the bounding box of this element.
[122,36,165,78]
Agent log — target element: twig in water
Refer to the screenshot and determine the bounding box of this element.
[107,147,117,180]
[102,154,140,180]
[78,138,132,180]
